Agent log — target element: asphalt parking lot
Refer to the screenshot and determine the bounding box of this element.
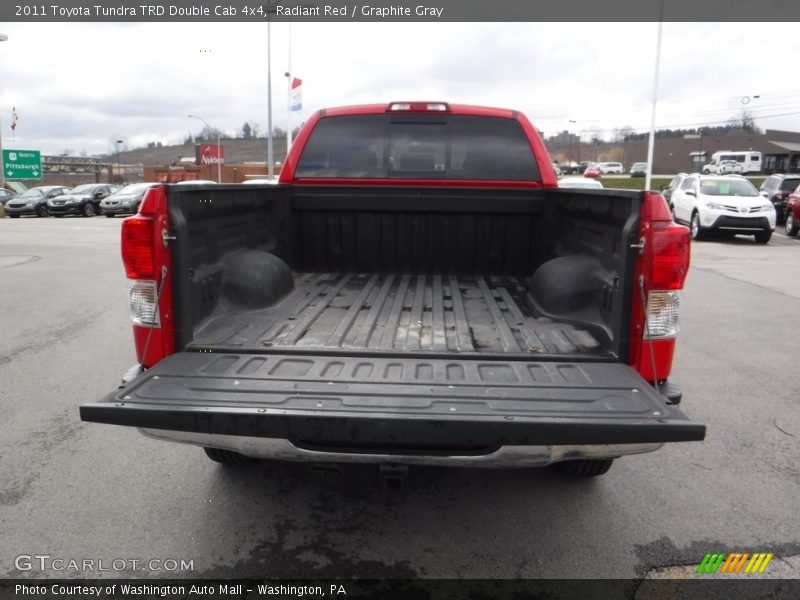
[1,216,799,580]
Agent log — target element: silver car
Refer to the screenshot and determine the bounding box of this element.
[100,182,160,217]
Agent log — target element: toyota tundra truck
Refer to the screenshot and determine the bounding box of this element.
[80,102,705,477]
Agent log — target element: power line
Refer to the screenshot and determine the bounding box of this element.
[547,110,800,138]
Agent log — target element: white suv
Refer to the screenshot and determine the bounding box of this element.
[671,174,776,243]
[595,162,624,174]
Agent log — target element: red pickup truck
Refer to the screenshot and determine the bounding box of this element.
[80,102,704,478]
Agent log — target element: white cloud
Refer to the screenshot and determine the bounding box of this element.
[0,21,797,156]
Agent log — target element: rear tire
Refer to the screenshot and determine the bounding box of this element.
[786,213,799,237]
[754,230,772,244]
[203,447,257,465]
[554,459,614,478]
[105,213,115,218]
[36,205,49,218]
[82,203,96,217]
[9,214,19,218]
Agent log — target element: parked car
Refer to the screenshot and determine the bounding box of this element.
[784,185,800,236]
[629,162,648,177]
[551,162,562,177]
[100,182,159,217]
[4,186,72,218]
[759,173,800,224]
[1,181,28,206]
[661,173,689,215]
[670,174,775,243]
[583,166,602,179]
[558,176,603,189]
[0,188,17,206]
[595,162,624,174]
[48,183,119,217]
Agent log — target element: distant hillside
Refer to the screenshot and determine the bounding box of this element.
[114,136,290,166]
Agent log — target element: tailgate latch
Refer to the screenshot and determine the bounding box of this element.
[162,228,177,247]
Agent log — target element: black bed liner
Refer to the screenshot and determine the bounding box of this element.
[80,352,705,446]
[191,272,606,356]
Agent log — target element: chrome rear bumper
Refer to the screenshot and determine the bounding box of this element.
[139,428,662,468]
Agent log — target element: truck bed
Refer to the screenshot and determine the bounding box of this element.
[167,185,637,362]
[191,272,605,356]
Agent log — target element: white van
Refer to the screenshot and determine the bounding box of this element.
[702,151,762,174]
[595,162,624,174]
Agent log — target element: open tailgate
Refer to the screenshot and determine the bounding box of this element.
[80,352,705,446]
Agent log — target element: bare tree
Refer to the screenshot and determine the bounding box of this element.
[726,109,761,133]
[612,125,635,142]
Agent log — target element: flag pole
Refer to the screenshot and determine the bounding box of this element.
[286,21,293,153]
[645,0,664,191]
[267,16,274,179]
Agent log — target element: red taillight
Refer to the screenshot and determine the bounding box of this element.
[119,186,174,368]
[650,221,691,290]
[121,216,155,279]
[629,192,691,383]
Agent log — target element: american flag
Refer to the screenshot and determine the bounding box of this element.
[11,107,18,137]
[290,78,302,112]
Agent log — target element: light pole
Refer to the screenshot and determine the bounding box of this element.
[187,114,222,183]
[115,139,124,184]
[267,16,274,179]
[698,127,704,172]
[568,120,578,168]
[0,33,8,190]
[644,1,665,190]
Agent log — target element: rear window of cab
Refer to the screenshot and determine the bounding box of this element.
[295,114,540,181]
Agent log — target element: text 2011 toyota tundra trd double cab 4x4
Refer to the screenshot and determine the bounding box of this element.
[80,102,705,478]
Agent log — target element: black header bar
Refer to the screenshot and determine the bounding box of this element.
[2,578,800,600]
[3,0,800,22]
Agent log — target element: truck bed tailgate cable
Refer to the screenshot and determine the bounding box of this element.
[139,264,169,370]
[638,274,662,395]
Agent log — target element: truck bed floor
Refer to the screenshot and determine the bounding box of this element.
[191,273,607,357]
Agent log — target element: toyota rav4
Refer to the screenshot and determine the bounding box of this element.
[670,174,775,243]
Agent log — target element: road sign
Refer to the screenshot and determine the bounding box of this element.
[2,149,42,180]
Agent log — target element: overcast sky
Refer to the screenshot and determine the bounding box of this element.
[1,22,798,156]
